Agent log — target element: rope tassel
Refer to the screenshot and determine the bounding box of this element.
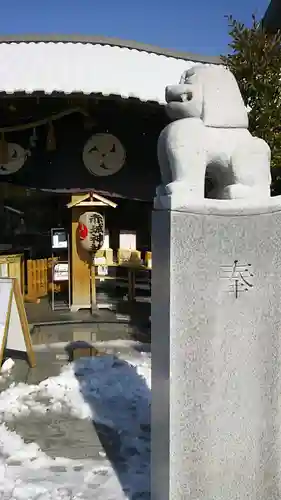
[46,121,56,152]
[0,133,9,164]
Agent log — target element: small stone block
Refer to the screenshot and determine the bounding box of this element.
[72,348,92,360]
[72,346,103,360]
[72,331,92,343]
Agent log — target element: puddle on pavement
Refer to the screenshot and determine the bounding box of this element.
[31,323,131,346]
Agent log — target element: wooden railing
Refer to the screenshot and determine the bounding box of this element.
[25,250,152,302]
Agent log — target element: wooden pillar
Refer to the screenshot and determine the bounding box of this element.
[70,203,91,312]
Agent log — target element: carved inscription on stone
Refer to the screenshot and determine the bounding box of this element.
[220,260,254,298]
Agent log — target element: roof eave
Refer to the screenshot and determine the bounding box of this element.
[0,34,221,64]
[262,0,281,33]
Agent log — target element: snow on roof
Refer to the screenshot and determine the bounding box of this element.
[0,36,221,104]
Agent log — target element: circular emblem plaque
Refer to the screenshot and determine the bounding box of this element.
[0,143,29,175]
[82,133,126,177]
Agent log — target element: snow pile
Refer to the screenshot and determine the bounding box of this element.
[0,345,151,499]
[0,357,15,374]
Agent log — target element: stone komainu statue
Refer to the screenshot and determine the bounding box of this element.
[156,65,271,206]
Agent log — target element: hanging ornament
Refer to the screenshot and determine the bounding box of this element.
[0,133,9,164]
[29,127,37,148]
[46,121,56,151]
[83,115,96,131]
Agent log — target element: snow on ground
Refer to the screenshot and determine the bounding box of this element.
[0,342,151,499]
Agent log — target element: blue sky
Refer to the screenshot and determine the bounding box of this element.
[0,0,270,56]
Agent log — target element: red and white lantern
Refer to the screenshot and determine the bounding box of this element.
[78,212,105,253]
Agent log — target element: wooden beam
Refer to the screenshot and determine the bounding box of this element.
[76,201,107,207]
[66,193,89,209]
[89,192,117,208]
[66,192,118,209]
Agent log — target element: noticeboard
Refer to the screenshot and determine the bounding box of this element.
[51,228,68,249]
[0,277,36,367]
[53,262,69,282]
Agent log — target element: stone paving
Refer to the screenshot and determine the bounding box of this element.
[1,345,105,464]
[31,320,134,346]
[1,322,150,468]
[25,297,151,338]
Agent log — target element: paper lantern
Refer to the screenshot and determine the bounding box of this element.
[78,212,105,253]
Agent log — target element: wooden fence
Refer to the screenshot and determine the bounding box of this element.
[25,251,152,301]
[26,257,60,298]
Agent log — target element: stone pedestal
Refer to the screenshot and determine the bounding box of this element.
[151,199,281,500]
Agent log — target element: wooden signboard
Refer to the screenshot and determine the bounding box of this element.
[0,277,36,367]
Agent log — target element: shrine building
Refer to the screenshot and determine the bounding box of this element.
[0,35,219,312]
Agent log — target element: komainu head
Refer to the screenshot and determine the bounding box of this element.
[165,65,249,129]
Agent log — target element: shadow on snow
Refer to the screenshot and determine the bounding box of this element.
[66,342,151,499]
